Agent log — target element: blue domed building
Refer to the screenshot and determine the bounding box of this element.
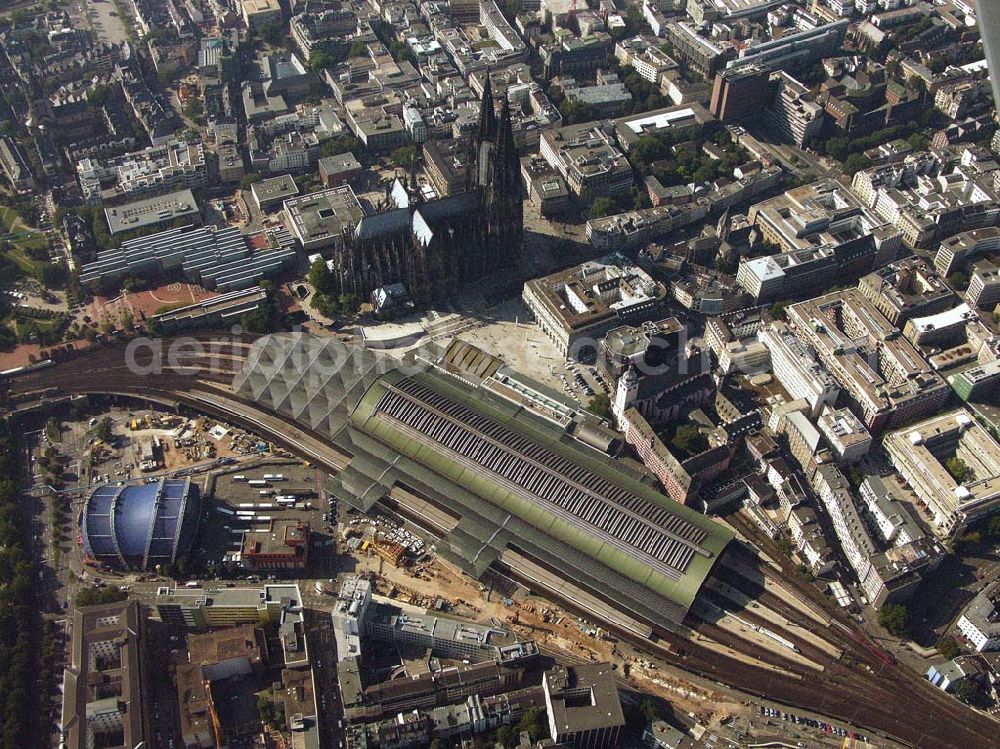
[81,478,201,570]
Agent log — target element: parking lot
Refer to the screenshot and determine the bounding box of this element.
[754,704,872,745]
[196,460,337,577]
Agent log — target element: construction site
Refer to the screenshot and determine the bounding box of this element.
[4,334,999,748]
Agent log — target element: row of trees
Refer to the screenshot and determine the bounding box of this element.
[0,418,47,747]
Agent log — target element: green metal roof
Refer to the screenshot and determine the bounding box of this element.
[349,367,732,617]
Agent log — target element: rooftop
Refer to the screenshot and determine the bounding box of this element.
[104,188,200,234]
[283,185,366,247]
[252,174,299,206]
[523,253,667,333]
[544,663,624,734]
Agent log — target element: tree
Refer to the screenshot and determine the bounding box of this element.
[94,416,113,443]
[75,586,128,606]
[309,49,333,70]
[906,132,929,151]
[589,197,617,219]
[518,707,546,742]
[670,423,708,458]
[587,393,612,420]
[769,301,789,320]
[37,262,68,289]
[954,678,979,704]
[495,725,514,749]
[878,603,908,636]
[239,306,274,334]
[823,137,850,161]
[560,98,599,125]
[945,457,971,483]
[843,153,873,177]
[948,271,969,290]
[936,635,960,659]
[308,258,335,296]
[956,531,981,553]
[390,145,417,169]
[319,133,364,158]
[238,174,259,191]
[183,98,203,120]
[45,417,60,443]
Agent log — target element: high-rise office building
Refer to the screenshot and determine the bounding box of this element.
[976,0,1000,113]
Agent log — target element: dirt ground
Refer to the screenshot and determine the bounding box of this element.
[346,546,746,727]
[0,339,93,370]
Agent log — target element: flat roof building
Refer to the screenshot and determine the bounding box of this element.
[957,580,1000,652]
[148,287,269,333]
[242,519,310,569]
[543,663,624,749]
[104,188,201,235]
[242,0,281,29]
[318,152,362,188]
[739,179,901,302]
[934,227,1000,277]
[858,257,955,326]
[884,409,1000,538]
[77,140,207,206]
[61,601,147,749]
[817,406,872,463]
[539,120,633,201]
[251,174,299,211]
[283,185,366,252]
[523,253,668,359]
[967,258,1000,310]
[156,583,304,629]
[786,289,949,432]
[520,154,571,216]
[612,103,713,149]
[757,321,839,419]
[902,303,978,348]
[423,139,469,197]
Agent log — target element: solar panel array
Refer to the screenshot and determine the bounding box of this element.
[373,376,712,581]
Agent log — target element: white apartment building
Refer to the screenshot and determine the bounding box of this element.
[758,322,840,418]
[957,582,1000,652]
[817,406,871,463]
[812,465,877,582]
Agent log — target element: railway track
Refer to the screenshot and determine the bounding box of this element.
[4,349,999,748]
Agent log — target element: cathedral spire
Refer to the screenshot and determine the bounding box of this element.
[477,71,498,143]
[494,95,520,191]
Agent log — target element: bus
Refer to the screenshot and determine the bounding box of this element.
[248,480,268,487]
[233,475,247,482]
[184,581,200,588]
[216,506,235,516]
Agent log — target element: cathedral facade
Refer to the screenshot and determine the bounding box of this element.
[328,78,524,306]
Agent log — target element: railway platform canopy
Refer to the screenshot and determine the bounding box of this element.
[233,333,733,632]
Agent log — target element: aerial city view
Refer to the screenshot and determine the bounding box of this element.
[4,0,1000,748]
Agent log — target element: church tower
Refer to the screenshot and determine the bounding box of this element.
[486,95,523,270]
